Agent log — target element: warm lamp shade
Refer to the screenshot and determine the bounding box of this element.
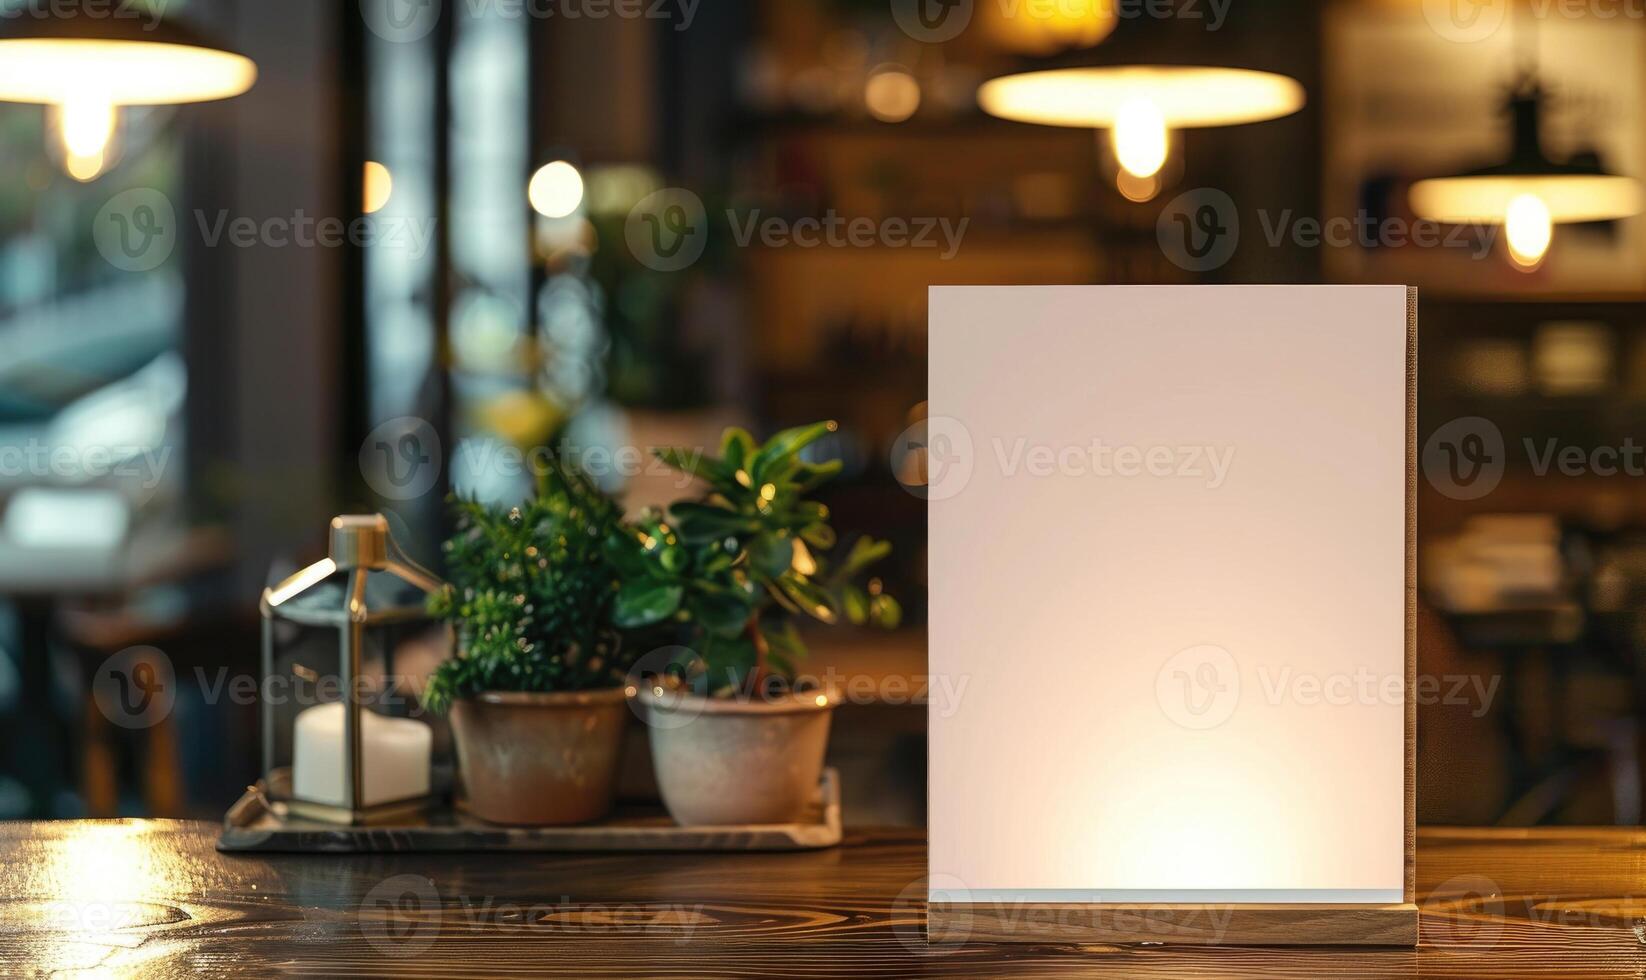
[978,65,1304,128]
[976,11,1305,131]
[0,14,255,106]
[1410,172,1642,225]
[1409,87,1643,226]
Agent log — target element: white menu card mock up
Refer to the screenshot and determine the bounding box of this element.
[926,285,1414,944]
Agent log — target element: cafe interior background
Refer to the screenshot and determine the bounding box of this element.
[0,0,1643,828]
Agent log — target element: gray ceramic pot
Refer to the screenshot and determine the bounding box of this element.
[642,687,834,826]
[449,688,629,825]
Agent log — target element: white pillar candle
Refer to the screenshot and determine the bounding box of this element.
[292,702,431,808]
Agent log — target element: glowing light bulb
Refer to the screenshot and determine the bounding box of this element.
[63,148,106,182]
[59,98,115,157]
[1116,169,1161,203]
[55,98,117,182]
[1505,192,1552,271]
[1112,97,1168,180]
[363,161,393,214]
[865,67,921,123]
[529,160,584,219]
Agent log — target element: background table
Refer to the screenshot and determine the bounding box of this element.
[0,822,1641,977]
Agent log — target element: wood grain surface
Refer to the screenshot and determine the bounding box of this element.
[2,823,1646,977]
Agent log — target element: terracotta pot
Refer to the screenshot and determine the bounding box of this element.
[643,688,835,826]
[449,688,629,825]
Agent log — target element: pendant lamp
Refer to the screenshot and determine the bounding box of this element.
[0,10,256,181]
[977,12,1304,200]
[1409,80,1641,271]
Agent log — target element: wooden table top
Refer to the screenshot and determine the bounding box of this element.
[1,821,1643,978]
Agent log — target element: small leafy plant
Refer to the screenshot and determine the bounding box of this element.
[422,457,630,714]
[609,422,900,695]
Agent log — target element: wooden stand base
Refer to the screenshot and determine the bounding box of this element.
[928,902,1419,946]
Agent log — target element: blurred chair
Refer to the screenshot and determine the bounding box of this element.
[0,523,233,817]
[59,573,258,818]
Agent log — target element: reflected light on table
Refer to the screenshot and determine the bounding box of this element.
[0,822,191,976]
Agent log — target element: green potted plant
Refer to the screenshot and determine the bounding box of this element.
[423,458,633,826]
[611,422,900,826]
